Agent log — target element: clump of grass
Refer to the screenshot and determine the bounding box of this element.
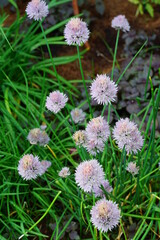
[0,1,160,240]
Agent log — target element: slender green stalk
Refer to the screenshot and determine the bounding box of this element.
[116,39,147,84]
[18,191,61,239]
[102,29,120,120]
[39,21,62,91]
[149,76,156,166]
[120,219,127,240]
[132,194,156,240]
[122,214,159,221]
[111,29,120,81]
[0,26,14,51]
[144,53,152,99]
[118,168,159,198]
[76,45,93,117]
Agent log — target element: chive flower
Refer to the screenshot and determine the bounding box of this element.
[27,128,50,146]
[46,90,68,114]
[71,108,86,124]
[64,18,90,46]
[26,0,49,21]
[113,118,143,154]
[85,116,110,155]
[59,167,70,178]
[75,159,105,193]
[126,162,139,176]
[41,160,51,174]
[90,74,118,105]
[18,154,44,180]
[111,15,130,32]
[90,199,121,232]
[72,130,86,147]
[93,179,113,198]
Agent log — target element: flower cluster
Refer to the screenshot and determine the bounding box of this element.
[90,199,121,232]
[75,159,105,193]
[46,90,68,114]
[93,179,113,198]
[85,116,110,155]
[113,118,143,154]
[64,18,90,46]
[20,10,145,235]
[126,162,139,176]
[111,15,130,32]
[72,116,110,155]
[72,130,86,147]
[27,128,50,146]
[90,74,118,105]
[18,154,51,180]
[41,160,52,174]
[26,0,49,21]
[71,108,86,124]
[59,167,70,178]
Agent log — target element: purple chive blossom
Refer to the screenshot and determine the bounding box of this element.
[126,162,139,176]
[93,179,113,198]
[40,124,47,130]
[46,91,68,114]
[41,160,51,174]
[85,138,105,156]
[26,0,49,21]
[111,15,130,32]
[72,130,86,147]
[58,167,70,178]
[90,199,121,232]
[85,116,110,155]
[64,18,90,46]
[27,128,50,146]
[18,154,44,180]
[90,74,118,105]
[71,108,86,124]
[113,118,144,154]
[75,159,105,193]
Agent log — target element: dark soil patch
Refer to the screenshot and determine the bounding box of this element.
[56,0,160,80]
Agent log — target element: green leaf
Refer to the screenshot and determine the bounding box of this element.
[129,0,140,4]
[145,3,154,17]
[8,0,18,9]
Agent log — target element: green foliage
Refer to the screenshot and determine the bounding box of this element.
[0,1,160,240]
[129,0,160,17]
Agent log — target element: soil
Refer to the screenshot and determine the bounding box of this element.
[56,0,160,79]
[2,0,160,80]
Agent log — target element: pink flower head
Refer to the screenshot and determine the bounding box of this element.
[85,116,110,155]
[113,118,144,154]
[59,167,70,178]
[46,90,68,114]
[41,160,51,174]
[73,130,86,147]
[91,199,121,232]
[71,108,86,124]
[75,159,105,193]
[126,162,139,176]
[27,128,50,146]
[64,18,90,46]
[90,74,118,105]
[18,154,44,180]
[26,0,49,21]
[93,179,113,197]
[85,138,105,156]
[111,15,130,32]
